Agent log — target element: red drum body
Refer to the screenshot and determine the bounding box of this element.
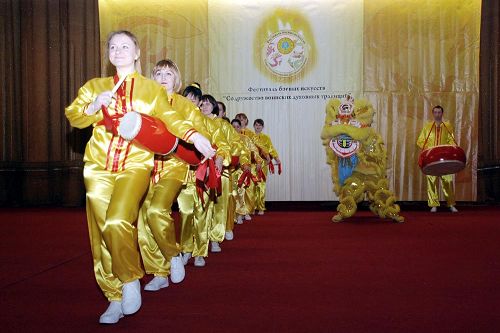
[175,140,203,166]
[231,156,240,167]
[418,145,466,176]
[119,111,178,155]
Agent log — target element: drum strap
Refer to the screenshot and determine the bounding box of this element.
[421,122,458,150]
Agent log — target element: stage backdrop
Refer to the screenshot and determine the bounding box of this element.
[98,0,480,201]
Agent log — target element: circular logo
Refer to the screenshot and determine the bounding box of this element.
[263,30,308,77]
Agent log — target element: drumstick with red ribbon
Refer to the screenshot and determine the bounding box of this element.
[97,75,128,135]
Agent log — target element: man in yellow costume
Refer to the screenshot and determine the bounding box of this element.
[321,95,404,223]
[417,105,458,213]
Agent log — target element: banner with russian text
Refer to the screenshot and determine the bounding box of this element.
[99,0,480,201]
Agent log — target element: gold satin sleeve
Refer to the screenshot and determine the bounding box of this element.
[203,116,232,166]
[151,88,196,142]
[65,77,109,129]
[216,119,251,165]
[254,133,279,159]
[241,134,263,165]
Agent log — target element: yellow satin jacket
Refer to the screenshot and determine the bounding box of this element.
[417,121,456,149]
[65,72,195,172]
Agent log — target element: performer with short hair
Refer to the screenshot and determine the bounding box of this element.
[417,105,459,213]
[253,118,281,215]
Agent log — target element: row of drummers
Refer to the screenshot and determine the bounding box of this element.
[128,60,282,287]
[65,31,281,324]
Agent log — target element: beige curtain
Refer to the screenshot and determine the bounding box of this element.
[98,0,208,84]
[363,0,481,201]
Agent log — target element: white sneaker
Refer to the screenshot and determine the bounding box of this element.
[121,280,141,315]
[450,206,458,213]
[257,210,265,215]
[236,215,244,224]
[181,252,192,266]
[194,256,206,267]
[99,301,123,324]
[430,207,437,213]
[244,214,252,221]
[211,241,222,253]
[144,276,169,291]
[169,254,186,283]
[225,231,234,241]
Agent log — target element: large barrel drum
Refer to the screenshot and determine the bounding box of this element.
[418,145,466,176]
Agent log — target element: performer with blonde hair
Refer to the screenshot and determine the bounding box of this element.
[138,60,230,284]
[417,105,459,213]
[65,32,214,324]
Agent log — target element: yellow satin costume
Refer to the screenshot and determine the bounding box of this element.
[253,132,279,212]
[239,128,259,214]
[234,134,263,216]
[176,115,231,258]
[138,93,230,275]
[417,121,457,207]
[65,72,196,301]
[211,118,246,239]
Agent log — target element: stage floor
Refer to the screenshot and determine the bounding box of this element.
[0,206,499,332]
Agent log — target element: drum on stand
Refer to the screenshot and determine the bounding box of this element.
[418,145,466,176]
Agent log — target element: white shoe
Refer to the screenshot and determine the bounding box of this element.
[181,252,192,266]
[236,215,244,224]
[121,280,141,315]
[430,207,437,213]
[244,214,252,221]
[225,231,234,241]
[169,254,186,283]
[211,241,222,253]
[144,276,169,291]
[194,256,206,267]
[257,210,265,215]
[99,301,123,324]
[450,206,458,213]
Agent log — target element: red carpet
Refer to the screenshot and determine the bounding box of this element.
[0,206,499,332]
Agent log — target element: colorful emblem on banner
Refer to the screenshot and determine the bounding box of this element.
[254,8,316,82]
[263,30,309,77]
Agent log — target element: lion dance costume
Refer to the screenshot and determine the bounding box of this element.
[321,95,404,223]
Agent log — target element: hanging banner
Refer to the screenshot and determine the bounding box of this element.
[98,0,480,201]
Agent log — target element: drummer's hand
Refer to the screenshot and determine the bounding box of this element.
[275,157,281,164]
[242,164,251,172]
[86,91,113,115]
[215,156,223,172]
[191,133,216,159]
[266,155,271,164]
[256,163,262,171]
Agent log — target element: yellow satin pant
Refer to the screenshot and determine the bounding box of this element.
[178,180,196,254]
[426,174,456,207]
[254,164,269,212]
[84,163,150,301]
[178,171,213,257]
[137,177,183,277]
[226,170,236,232]
[210,170,231,242]
[233,169,248,216]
